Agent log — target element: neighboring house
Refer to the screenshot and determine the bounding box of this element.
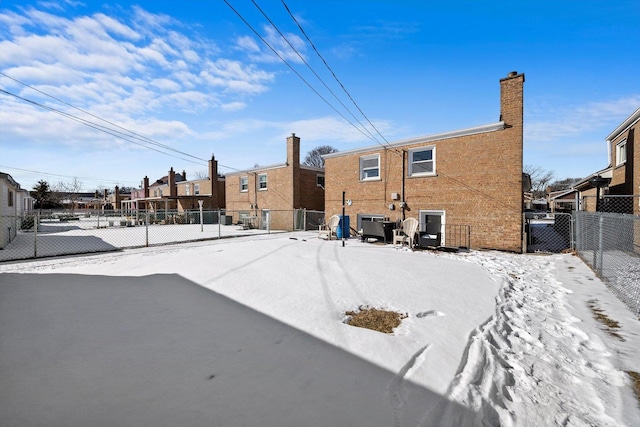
[225,134,325,230]
[1,172,34,249]
[572,107,639,214]
[605,106,639,215]
[102,186,130,211]
[124,155,225,214]
[323,72,525,252]
[546,189,578,213]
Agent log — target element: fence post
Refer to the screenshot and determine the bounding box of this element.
[218,208,221,238]
[597,216,604,276]
[145,211,149,247]
[34,213,38,258]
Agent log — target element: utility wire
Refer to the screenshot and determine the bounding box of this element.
[249,0,380,145]
[0,165,140,185]
[280,0,397,152]
[0,87,207,167]
[0,72,209,163]
[223,0,382,144]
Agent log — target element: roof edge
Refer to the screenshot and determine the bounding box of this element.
[323,122,505,159]
[606,106,640,142]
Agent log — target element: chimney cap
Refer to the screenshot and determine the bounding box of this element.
[508,71,518,77]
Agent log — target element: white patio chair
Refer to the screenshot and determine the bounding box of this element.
[392,217,419,249]
[318,215,340,240]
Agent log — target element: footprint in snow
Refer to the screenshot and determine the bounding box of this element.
[416,310,444,318]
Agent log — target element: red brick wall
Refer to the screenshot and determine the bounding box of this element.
[324,73,524,252]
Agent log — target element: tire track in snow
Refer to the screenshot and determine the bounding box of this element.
[434,252,627,426]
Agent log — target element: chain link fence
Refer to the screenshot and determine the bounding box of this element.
[574,211,640,317]
[580,195,638,214]
[526,213,573,253]
[0,209,325,262]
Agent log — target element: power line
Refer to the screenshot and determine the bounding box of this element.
[249,0,380,145]
[0,87,207,167]
[223,0,383,144]
[279,0,397,152]
[0,165,140,185]
[0,72,209,164]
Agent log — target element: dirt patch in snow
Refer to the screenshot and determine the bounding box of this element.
[587,299,624,341]
[345,306,407,334]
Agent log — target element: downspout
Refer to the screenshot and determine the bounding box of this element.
[401,149,406,221]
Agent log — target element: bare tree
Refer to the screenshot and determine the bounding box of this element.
[303,145,338,168]
[55,177,83,212]
[524,165,554,198]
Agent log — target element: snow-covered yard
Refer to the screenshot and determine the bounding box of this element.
[1,231,638,426]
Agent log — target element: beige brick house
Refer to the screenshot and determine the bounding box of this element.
[323,72,525,252]
[124,155,225,214]
[225,134,325,230]
[606,106,639,215]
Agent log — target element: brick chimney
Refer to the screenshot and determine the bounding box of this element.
[287,133,300,168]
[114,185,120,206]
[182,170,186,181]
[499,71,524,129]
[168,168,177,197]
[143,176,149,198]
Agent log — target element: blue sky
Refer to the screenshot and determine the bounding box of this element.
[1,0,639,191]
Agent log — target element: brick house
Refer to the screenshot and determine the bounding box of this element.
[322,72,525,252]
[224,134,325,230]
[572,107,639,213]
[123,155,225,214]
[605,106,639,215]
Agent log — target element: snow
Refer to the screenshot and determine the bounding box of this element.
[1,231,639,426]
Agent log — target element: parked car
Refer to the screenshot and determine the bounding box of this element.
[524,209,547,219]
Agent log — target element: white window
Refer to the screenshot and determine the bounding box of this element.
[258,174,267,190]
[194,183,200,195]
[409,146,435,176]
[360,155,380,181]
[317,174,325,188]
[185,184,190,196]
[240,176,248,192]
[616,139,627,166]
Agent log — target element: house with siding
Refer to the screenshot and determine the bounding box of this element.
[224,134,325,230]
[1,172,34,249]
[322,72,525,252]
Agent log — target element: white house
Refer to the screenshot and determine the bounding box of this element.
[0,172,34,249]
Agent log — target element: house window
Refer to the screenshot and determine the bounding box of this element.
[185,184,190,196]
[194,184,200,195]
[240,176,248,192]
[360,155,380,180]
[616,139,627,166]
[7,189,14,207]
[409,147,435,176]
[317,174,325,188]
[258,174,267,190]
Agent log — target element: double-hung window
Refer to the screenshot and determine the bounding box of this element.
[258,173,267,190]
[185,184,190,196]
[409,146,435,176]
[317,174,325,188]
[360,155,380,181]
[240,176,248,192]
[194,183,200,195]
[616,139,627,166]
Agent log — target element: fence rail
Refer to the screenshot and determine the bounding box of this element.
[0,209,324,262]
[574,211,640,317]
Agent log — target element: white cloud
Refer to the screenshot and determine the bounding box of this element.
[526,95,640,142]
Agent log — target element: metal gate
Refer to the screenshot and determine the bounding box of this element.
[526,212,573,253]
